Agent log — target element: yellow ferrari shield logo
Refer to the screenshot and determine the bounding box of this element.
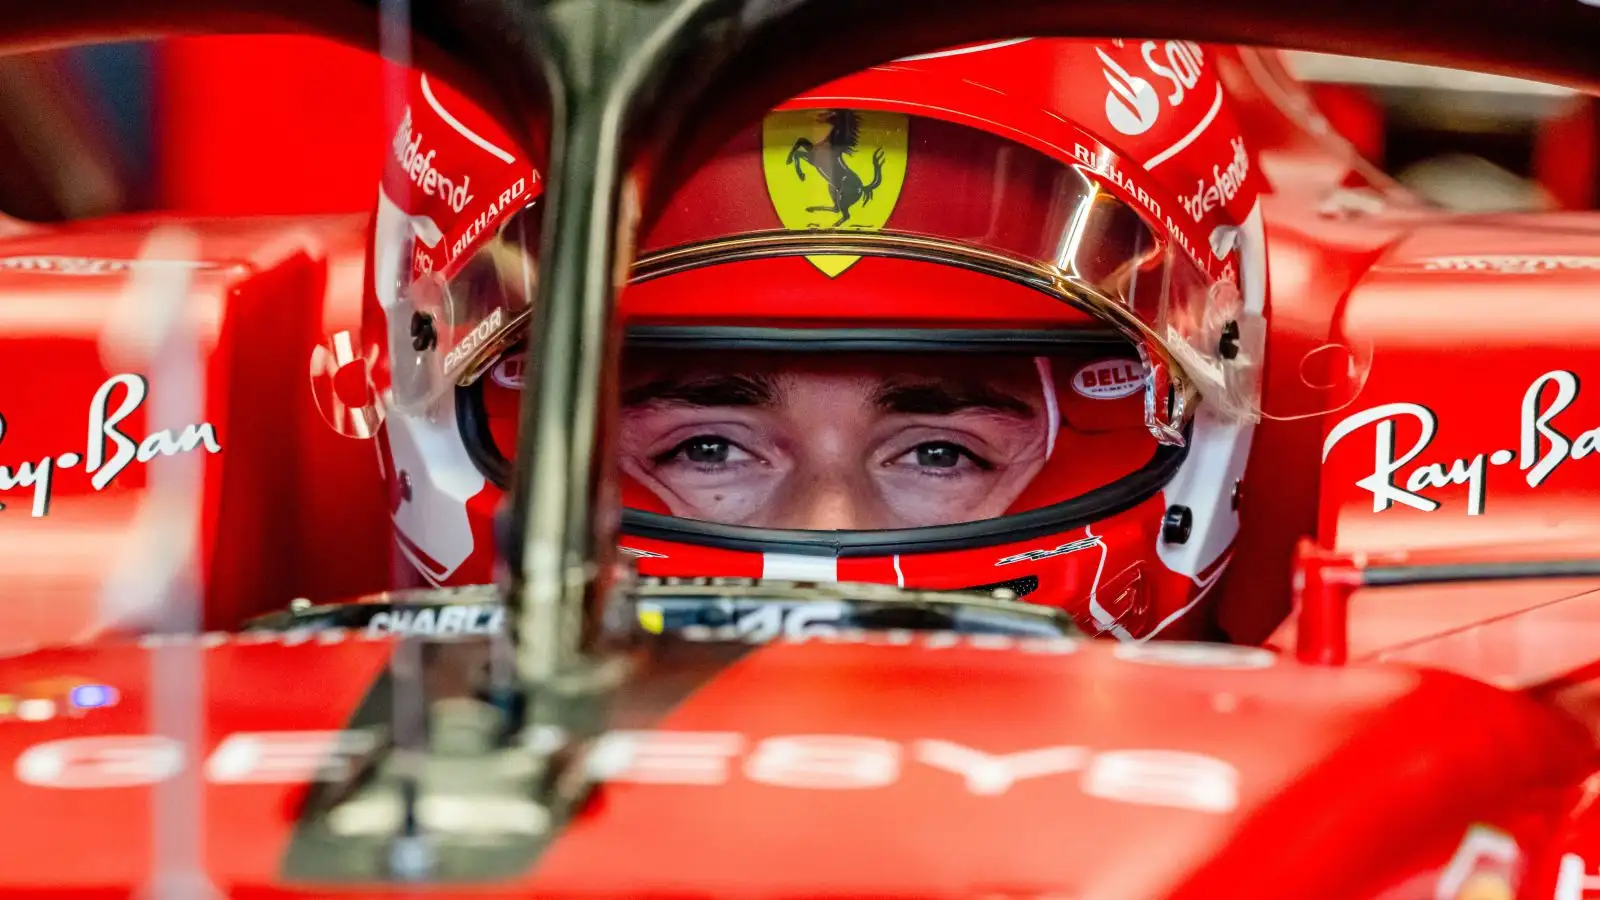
[762,109,909,277]
[636,603,665,635]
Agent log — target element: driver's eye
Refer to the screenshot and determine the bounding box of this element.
[915,442,963,468]
[683,437,732,464]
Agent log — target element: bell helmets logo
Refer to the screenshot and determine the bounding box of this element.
[490,354,525,389]
[1073,358,1144,400]
[1098,41,1208,137]
[762,108,909,277]
[392,106,474,214]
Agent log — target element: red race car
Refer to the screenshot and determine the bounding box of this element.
[2,0,1600,897]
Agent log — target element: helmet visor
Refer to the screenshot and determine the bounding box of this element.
[402,110,1258,435]
[385,201,540,413]
[463,332,1177,553]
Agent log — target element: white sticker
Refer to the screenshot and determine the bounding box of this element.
[365,604,504,637]
[16,729,1236,812]
[1209,225,1241,259]
[1416,255,1600,274]
[1072,358,1144,400]
[1113,642,1276,670]
[0,256,225,276]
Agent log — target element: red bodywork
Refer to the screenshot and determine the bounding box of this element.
[0,36,1599,900]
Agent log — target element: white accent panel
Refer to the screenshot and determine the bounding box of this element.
[386,388,484,584]
[1081,529,1133,641]
[1240,201,1268,316]
[376,189,485,583]
[1035,356,1060,460]
[373,188,411,312]
[1140,557,1230,640]
[1155,201,1266,579]
[762,553,839,582]
[1156,406,1251,580]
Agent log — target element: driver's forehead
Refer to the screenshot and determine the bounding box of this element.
[621,350,1040,388]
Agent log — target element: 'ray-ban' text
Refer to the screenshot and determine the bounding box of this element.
[1323,370,1596,515]
[0,373,221,516]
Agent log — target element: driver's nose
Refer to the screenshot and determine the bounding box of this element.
[776,476,880,531]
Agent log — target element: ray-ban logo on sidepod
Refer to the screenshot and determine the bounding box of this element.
[0,374,221,517]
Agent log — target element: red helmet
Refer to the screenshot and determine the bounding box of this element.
[366,38,1267,641]
[360,69,541,586]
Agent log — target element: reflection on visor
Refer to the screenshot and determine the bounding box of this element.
[397,112,1272,441]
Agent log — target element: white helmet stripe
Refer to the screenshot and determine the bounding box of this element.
[762,553,839,583]
[1035,356,1060,460]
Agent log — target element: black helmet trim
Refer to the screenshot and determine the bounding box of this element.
[623,325,1128,355]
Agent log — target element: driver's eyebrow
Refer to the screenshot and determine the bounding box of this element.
[622,374,776,408]
[873,381,1034,416]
